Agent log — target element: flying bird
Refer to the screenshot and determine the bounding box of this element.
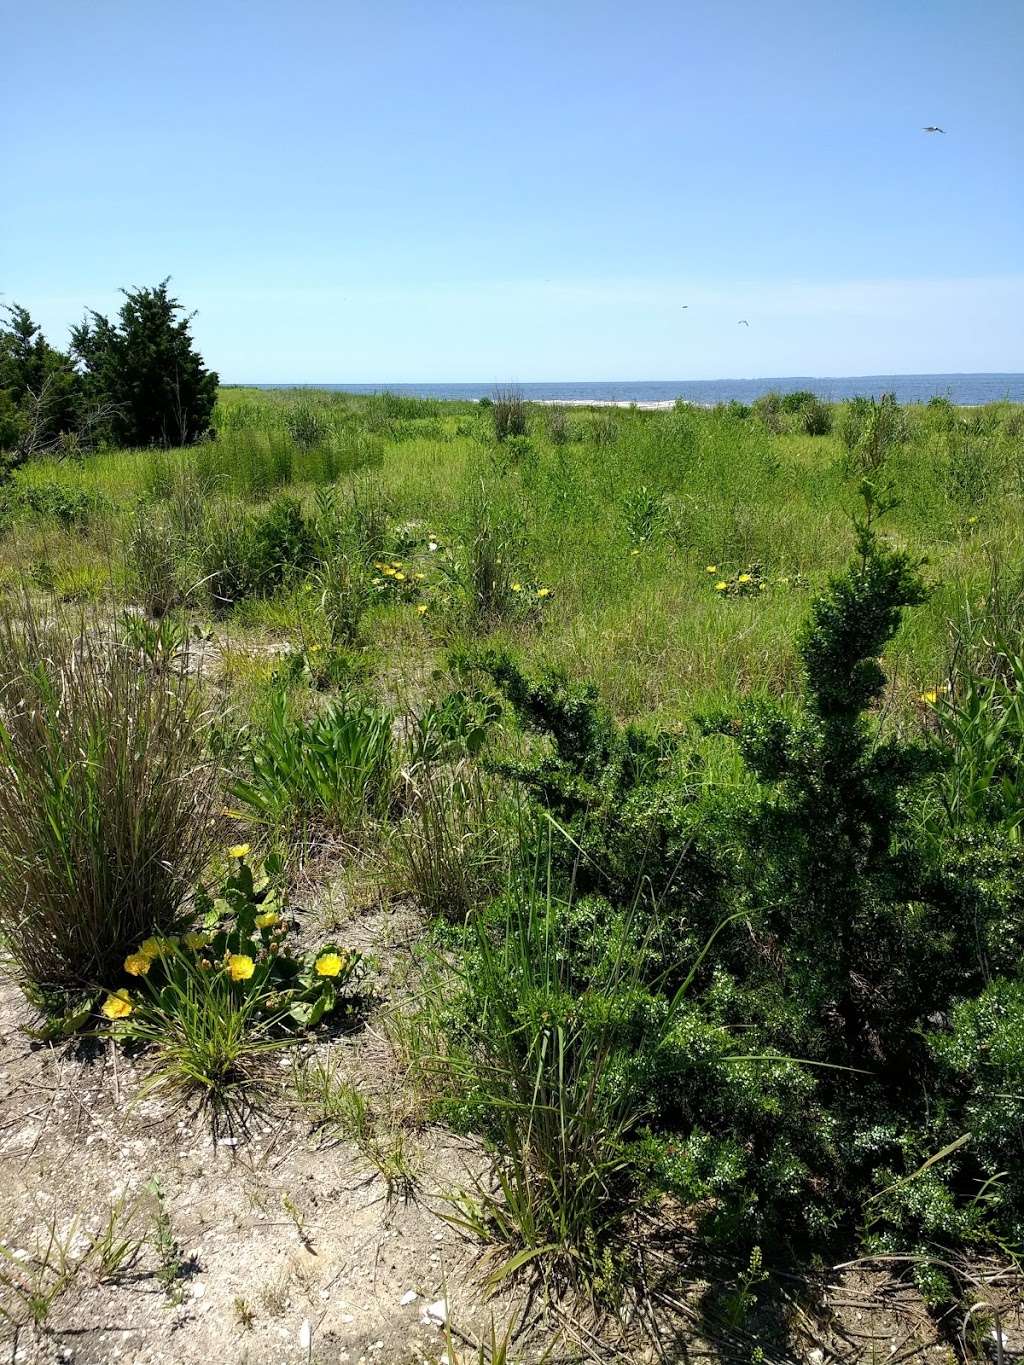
[738,319,749,326]
[923,125,945,134]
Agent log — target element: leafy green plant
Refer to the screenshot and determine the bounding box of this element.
[928,638,1024,838]
[231,688,396,837]
[100,852,365,1096]
[0,600,220,999]
[622,484,668,547]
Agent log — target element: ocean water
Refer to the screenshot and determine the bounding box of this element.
[252,374,1024,406]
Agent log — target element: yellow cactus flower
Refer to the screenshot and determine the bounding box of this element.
[184,932,211,951]
[101,990,133,1020]
[227,843,251,860]
[255,911,278,930]
[228,954,255,982]
[314,952,344,977]
[123,952,152,977]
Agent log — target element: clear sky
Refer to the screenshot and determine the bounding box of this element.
[4,0,1022,381]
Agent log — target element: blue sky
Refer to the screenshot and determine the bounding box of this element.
[4,0,1022,381]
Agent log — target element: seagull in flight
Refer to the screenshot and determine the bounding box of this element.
[923,125,945,134]
[737,319,749,326]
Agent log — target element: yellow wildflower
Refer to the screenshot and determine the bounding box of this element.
[414,572,426,580]
[715,581,728,592]
[101,990,133,1020]
[123,952,151,977]
[184,932,211,951]
[737,573,752,584]
[227,843,251,860]
[228,954,255,982]
[255,911,278,930]
[394,572,406,581]
[919,689,938,705]
[511,582,522,593]
[705,565,717,573]
[138,937,163,959]
[314,952,344,977]
[416,603,428,615]
[536,587,552,599]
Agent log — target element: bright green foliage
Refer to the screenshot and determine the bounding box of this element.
[104,855,366,1096]
[476,649,721,923]
[71,280,218,447]
[230,688,395,835]
[431,494,1024,1293]
[202,494,316,608]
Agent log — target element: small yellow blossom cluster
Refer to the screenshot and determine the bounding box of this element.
[707,563,765,598]
[372,558,431,612]
[508,581,552,601]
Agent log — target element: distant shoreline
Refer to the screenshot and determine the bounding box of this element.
[234,374,1024,406]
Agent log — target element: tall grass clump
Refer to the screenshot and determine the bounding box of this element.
[491,387,528,443]
[0,601,220,996]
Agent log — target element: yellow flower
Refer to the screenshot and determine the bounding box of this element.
[137,936,171,959]
[101,990,133,1020]
[255,911,278,930]
[123,952,152,977]
[630,548,641,557]
[919,689,938,705]
[315,952,344,977]
[414,572,426,580]
[184,932,211,951]
[966,516,977,524]
[227,843,251,860]
[394,572,406,581]
[510,582,522,593]
[536,587,552,599]
[382,565,396,576]
[705,565,717,573]
[737,573,752,584]
[228,954,255,982]
[715,581,728,592]
[416,603,428,615]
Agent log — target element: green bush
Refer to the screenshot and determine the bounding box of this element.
[428,489,1024,1291]
[201,494,316,609]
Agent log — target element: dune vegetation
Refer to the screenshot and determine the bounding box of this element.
[1,359,1023,1357]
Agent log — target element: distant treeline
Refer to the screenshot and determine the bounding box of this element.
[0,279,217,470]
